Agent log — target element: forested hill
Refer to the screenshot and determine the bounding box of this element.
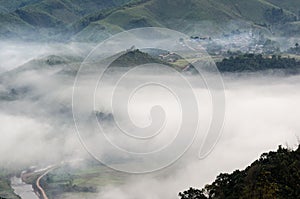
[1,0,300,41]
[179,145,300,199]
[217,54,300,73]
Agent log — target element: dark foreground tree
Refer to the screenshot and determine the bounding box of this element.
[179,187,207,199]
[179,145,300,199]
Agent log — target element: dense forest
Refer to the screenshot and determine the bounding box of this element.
[217,54,300,73]
[179,145,300,199]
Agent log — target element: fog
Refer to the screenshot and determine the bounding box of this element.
[0,41,94,72]
[94,74,300,199]
[0,41,299,199]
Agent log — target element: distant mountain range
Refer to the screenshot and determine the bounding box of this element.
[0,0,300,41]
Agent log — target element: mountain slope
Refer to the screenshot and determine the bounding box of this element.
[13,0,132,26]
[0,0,132,40]
[265,0,300,14]
[74,0,300,41]
[0,0,41,13]
[0,0,300,41]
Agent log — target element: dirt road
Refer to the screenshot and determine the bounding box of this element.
[35,167,56,199]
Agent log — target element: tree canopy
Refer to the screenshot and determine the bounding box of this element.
[217,54,300,73]
[179,145,300,199]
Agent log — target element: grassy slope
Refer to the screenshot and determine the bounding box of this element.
[263,0,300,36]
[0,0,41,12]
[213,0,275,23]
[100,0,234,29]
[31,0,299,28]
[0,170,21,199]
[0,0,131,40]
[265,0,300,14]
[0,180,20,199]
[75,0,300,41]
[19,0,82,25]
[0,13,35,39]
[37,164,128,199]
[74,0,227,40]
[0,0,300,40]
[14,0,132,27]
[75,0,272,40]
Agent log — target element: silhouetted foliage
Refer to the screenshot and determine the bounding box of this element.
[179,145,300,199]
[179,187,207,199]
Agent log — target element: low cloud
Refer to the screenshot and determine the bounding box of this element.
[0,41,299,199]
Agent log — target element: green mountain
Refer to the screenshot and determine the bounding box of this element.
[0,0,40,13]
[0,0,300,41]
[179,145,300,199]
[0,0,132,40]
[110,49,167,67]
[67,0,300,41]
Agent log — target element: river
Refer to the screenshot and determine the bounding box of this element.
[10,176,39,199]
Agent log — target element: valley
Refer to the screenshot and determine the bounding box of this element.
[0,1,299,199]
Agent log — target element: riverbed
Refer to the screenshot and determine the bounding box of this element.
[10,176,39,199]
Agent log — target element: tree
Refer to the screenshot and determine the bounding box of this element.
[179,145,300,199]
[179,187,207,199]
